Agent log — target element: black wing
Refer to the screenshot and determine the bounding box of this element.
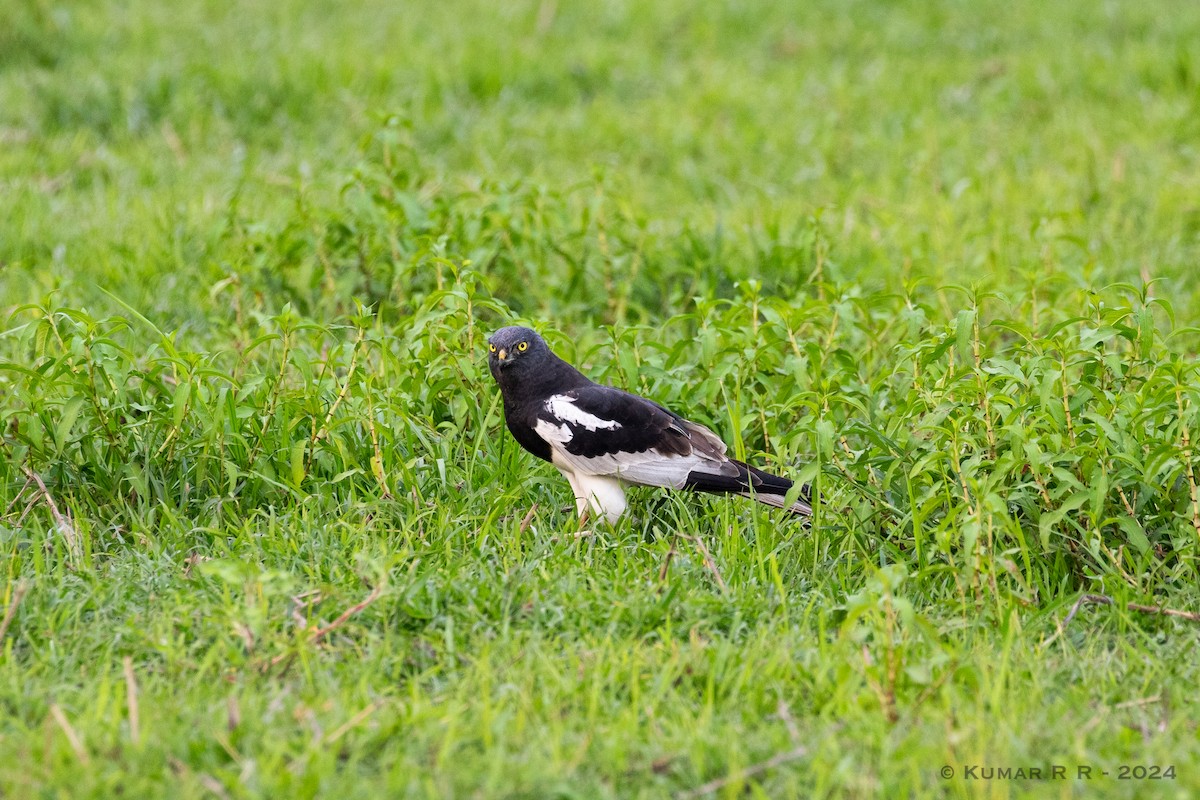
[532,384,738,487]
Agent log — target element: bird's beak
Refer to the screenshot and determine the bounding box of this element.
[497,348,507,361]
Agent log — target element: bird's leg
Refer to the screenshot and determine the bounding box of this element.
[561,469,588,518]
[558,467,593,532]
[578,477,627,527]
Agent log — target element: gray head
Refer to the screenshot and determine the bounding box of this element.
[488,326,551,380]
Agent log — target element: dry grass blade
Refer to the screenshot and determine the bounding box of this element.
[49,703,91,765]
[123,656,140,745]
[0,581,30,644]
[310,583,386,643]
[776,700,801,745]
[23,467,80,559]
[1125,601,1200,621]
[325,701,380,744]
[1114,695,1161,709]
[657,541,677,586]
[198,774,231,800]
[1054,593,1200,643]
[675,746,807,799]
[269,582,386,668]
[2,477,32,518]
[680,533,727,592]
[518,503,538,533]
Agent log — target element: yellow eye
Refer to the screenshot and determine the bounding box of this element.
[518,341,529,352]
[489,343,496,353]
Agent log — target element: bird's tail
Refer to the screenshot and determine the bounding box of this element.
[684,460,813,516]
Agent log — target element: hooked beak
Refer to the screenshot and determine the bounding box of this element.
[490,345,513,371]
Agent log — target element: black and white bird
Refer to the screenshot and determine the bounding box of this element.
[487,326,812,525]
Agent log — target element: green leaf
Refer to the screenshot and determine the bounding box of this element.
[1116,516,1151,555]
[172,379,192,429]
[1137,307,1155,360]
[956,309,976,364]
[1039,492,1089,549]
[290,439,307,487]
[55,395,86,452]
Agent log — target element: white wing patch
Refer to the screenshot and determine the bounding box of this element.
[544,395,622,431]
[533,418,574,446]
[533,394,737,490]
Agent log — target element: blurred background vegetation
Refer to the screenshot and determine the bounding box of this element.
[4,0,1198,321]
[2,0,1200,796]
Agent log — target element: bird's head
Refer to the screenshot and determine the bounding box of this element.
[487,326,548,380]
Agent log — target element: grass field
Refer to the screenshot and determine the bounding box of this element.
[3,0,1200,796]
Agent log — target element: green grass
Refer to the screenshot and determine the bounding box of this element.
[2,0,1200,796]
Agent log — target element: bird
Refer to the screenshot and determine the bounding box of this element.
[486,325,812,525]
